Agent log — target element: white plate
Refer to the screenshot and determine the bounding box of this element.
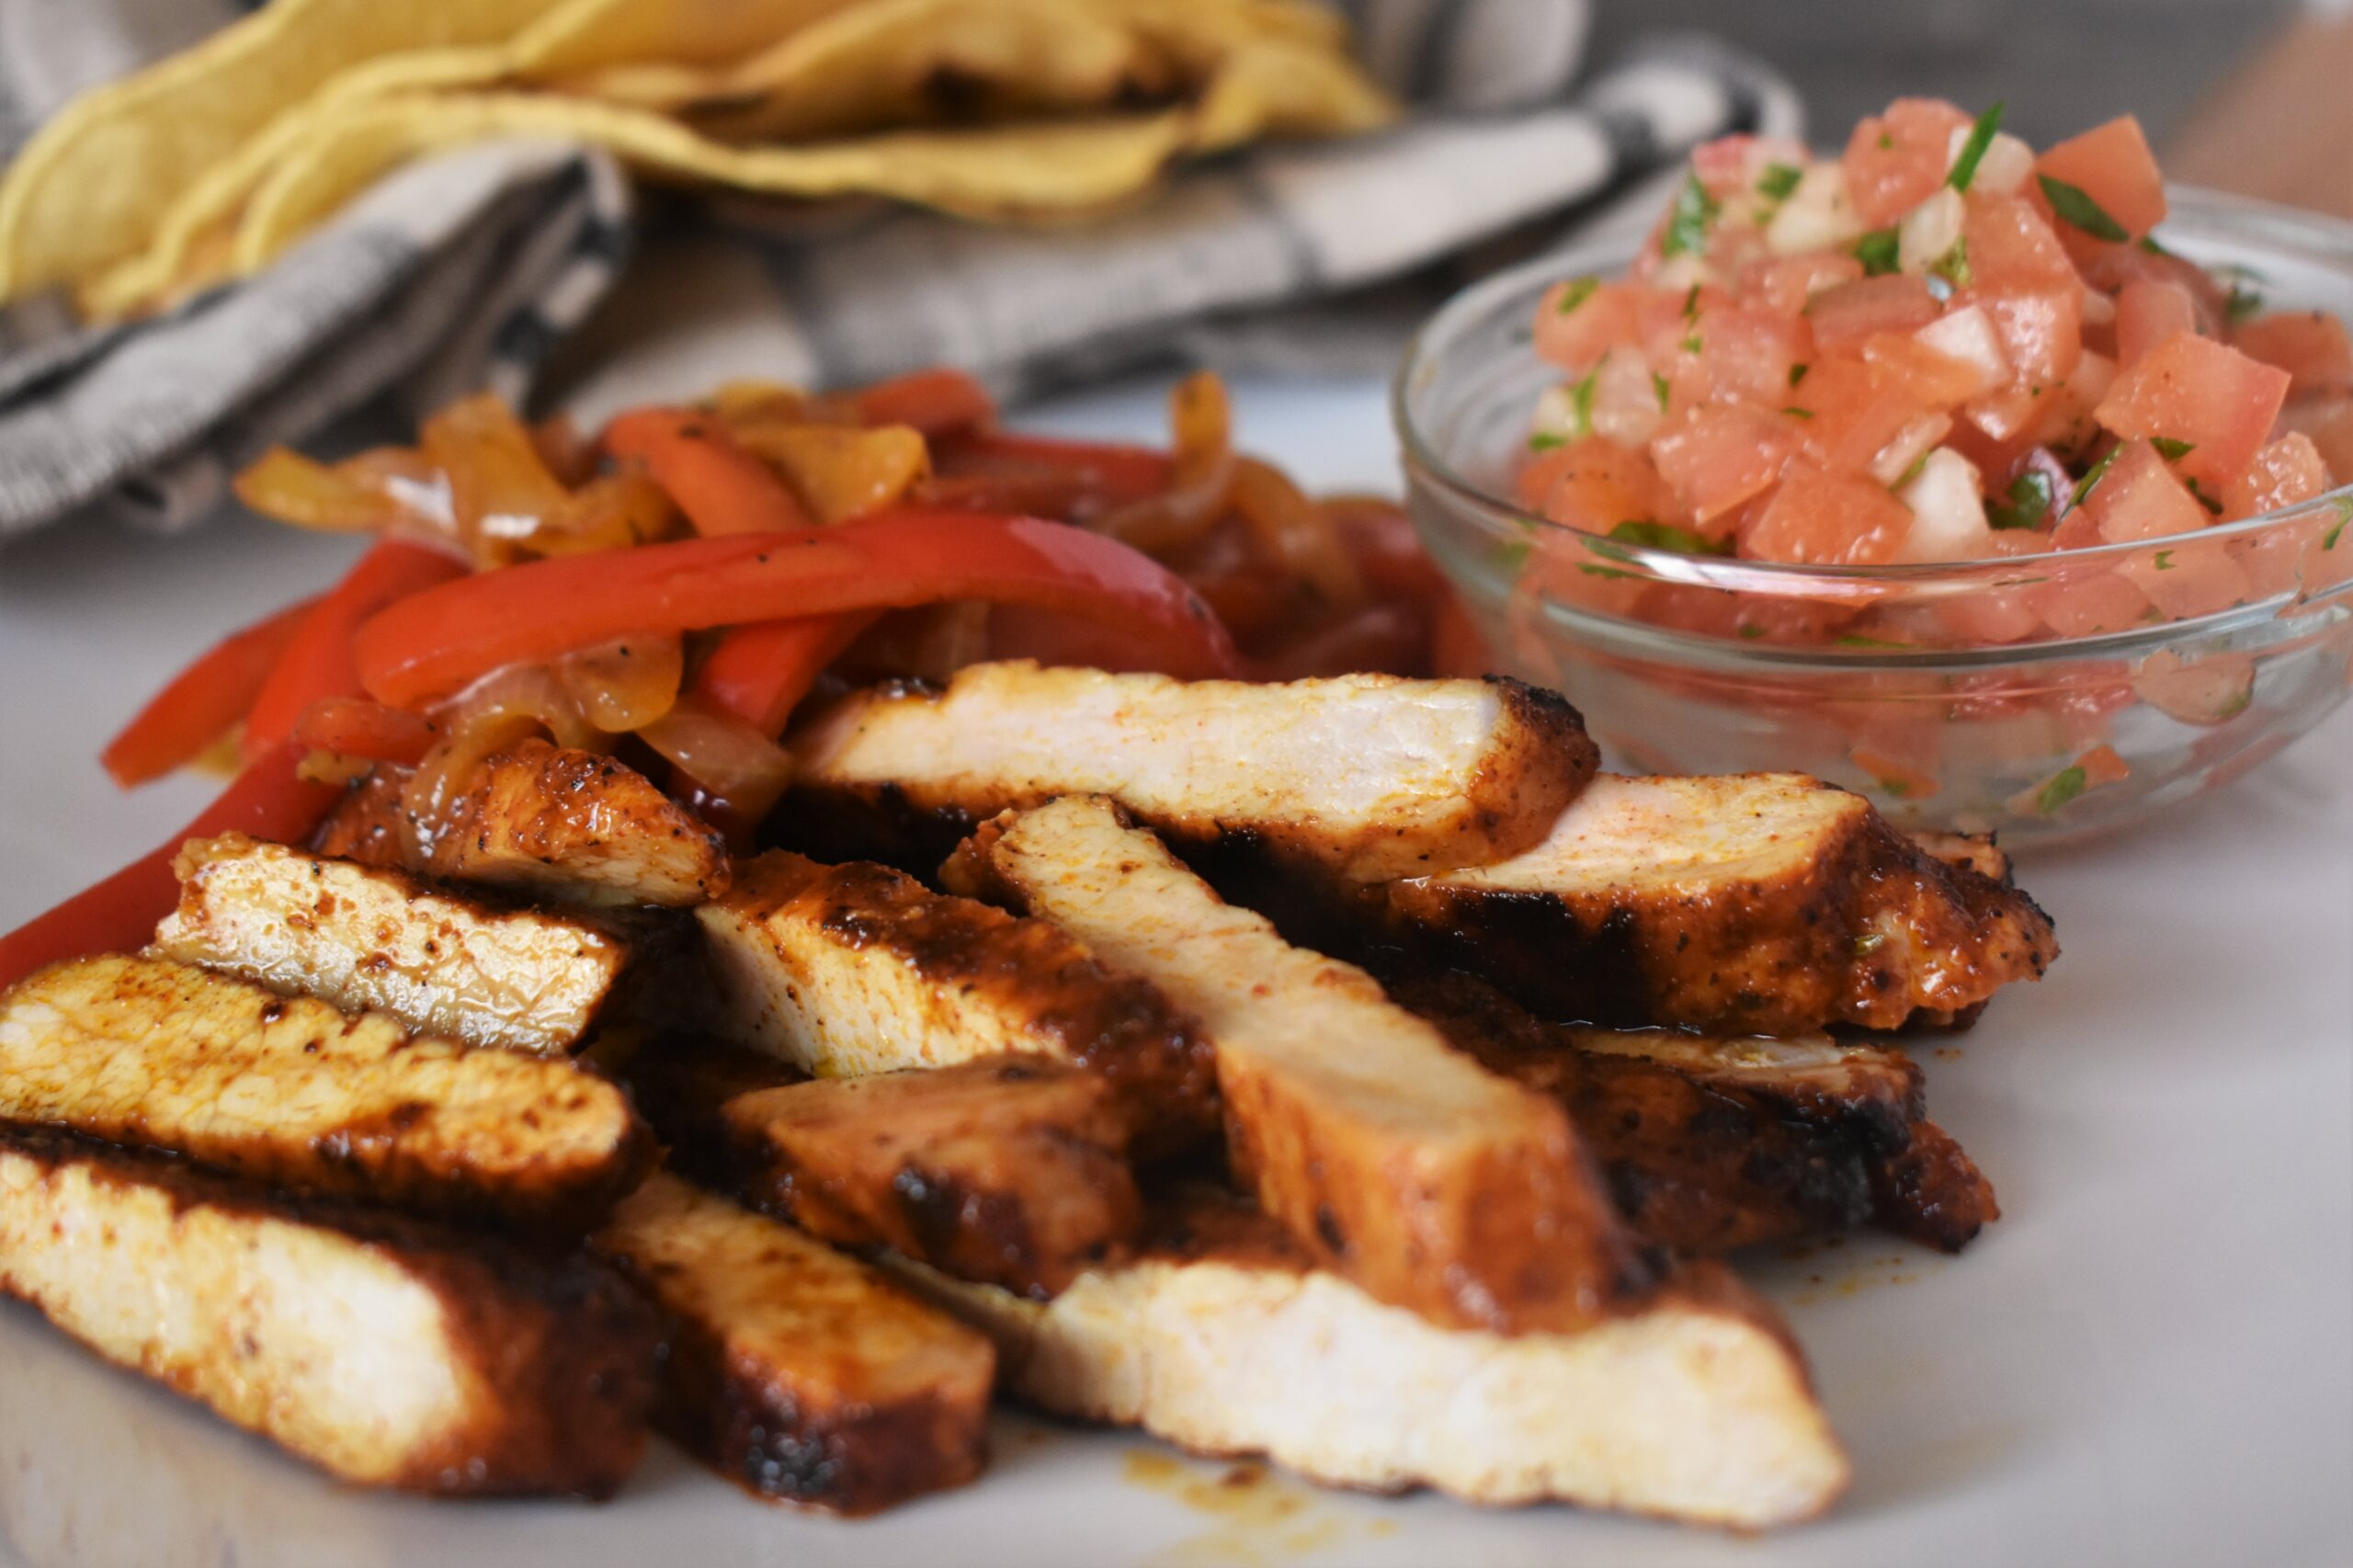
[1,374,2347,1568]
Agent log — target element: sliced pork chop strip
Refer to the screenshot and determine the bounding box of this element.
[1362,773,2057,1035]
[591,1172,995,1515]
[153,833,626,1057]
[0,1127,655,1495]
[884,1193,1847,1529]
[316,741,728,908]
[789,661,1597,881]
[941,796,1654,1335]
[630,1045,1142,1300]
[696,850,1216,1150]
[0,955,652,1230]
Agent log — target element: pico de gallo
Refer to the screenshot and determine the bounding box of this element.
[1518,100,2353,631]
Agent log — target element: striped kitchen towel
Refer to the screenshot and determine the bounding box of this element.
[0,0,1798,541]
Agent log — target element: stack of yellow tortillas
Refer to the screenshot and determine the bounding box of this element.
[0,0,1392,321]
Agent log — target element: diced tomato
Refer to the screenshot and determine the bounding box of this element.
[2079,243,2230,335]
[2135,648,2258,725]
[1677,306,1808,407]
[2033,116,2167,256]
[2229,432,2334,517]
[2075,743,2132,784]
[1790,358,1935,474]
[2078,439,2211,543]
[1938,541,2054,644]
[2031,565,2151,637]
[1740,462,1910,564]
[1740,252,1863,315]
[2281,393,2353,478]
[2116,278,2200,369]
[1806,276,1939,353]
[1534,279,1641,369]
[1864,333,1990,406]
[1529,437,1677,534]
[2095,331,2293,494]
[2233,311,2353,396]
[2120,537,2251,619]
[1650,403,1802,526]
[1843,98,1973,228]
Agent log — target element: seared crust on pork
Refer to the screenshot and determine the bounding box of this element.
[153,833,626,1057]
[884,1192,1847,1528]
[941,797,1655,1335]
[631,1046,1142,1299]
[591,1173,995,1514]
[0,955,652,1230]
[697,850,1216,1149]
[1361,774,2057,1034]
[316,742,728,908]
[788,661,1597,880]
[0,1128,656,1495]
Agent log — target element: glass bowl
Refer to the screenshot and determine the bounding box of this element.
[1394,187,2353,844]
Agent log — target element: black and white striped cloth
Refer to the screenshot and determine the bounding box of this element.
[0,0,1798,541]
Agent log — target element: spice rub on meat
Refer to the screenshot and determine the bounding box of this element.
[788,661,1598,881]
[316,740,728,908]
[696,849,1216,1151]
[0,1127,656,1496]
[940,796,1656,1335]
[630,1046,1142,1300]
[885,1191,1847,1529]
[0,954,652,1230]
[1358,773,2057,1035]
[153,833,627,1057]
[592,1173,995,1515]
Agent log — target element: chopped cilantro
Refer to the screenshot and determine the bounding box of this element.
[2226,280,2265,324]
[2184,475,2224,516]
[1836,633,1918,650]
[1682,282,1702,321]
[1891,449,1933,491]
[2037,175,2129,242]
[1878,131,1895,151]
[1757,162,1804,200]
[1680,333,1703,355]
[1737,623,1767,640]
[1987,471,2053,530]
[2325,498,2352,550]
[1853,227,1902,276]
[1651,370,1671,414]
[1578,563,1639,580]
[2154,549,2176,571]
[1788,362,1810,388]
[1496,536,1532,572]
[1946,102,2005,191]
[2068,445,2123,511]
[1932,236,1972,290]
[1782,405,1815,419]
[2139,234,2173,256]
[1555,276,1600,314]
[1571,368,1598,436]
[1527,432,1564,452]
[1608,519,1730,556]
[1662,173,1722,260]
[2151,437,2197,461]
[2035,765,2088,815]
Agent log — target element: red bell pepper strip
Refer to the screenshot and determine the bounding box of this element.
[850,369,995,436]
[291,697,440,766]
[0,743,340,992]
[693,612,880,736]
[356,508,1240,709]
[100,595,318,788]
[933,430,1174,501]
[603,408,813,535]
[243,540,469,763]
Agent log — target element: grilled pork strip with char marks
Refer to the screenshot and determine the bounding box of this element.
[0,955,652,1230]
[697,850,1216,1152]
[941,796,1655,1335]
[884,1191,1847,1528]
[153,832,626,1057]
[591,1173,995,1514]
[1393,971,1995,1254]
[1361,774,2056,1035]
[788,661,1597,881]
[316,740,728,908]
[630,1046,1142,1299]
[0,1127,656,1495]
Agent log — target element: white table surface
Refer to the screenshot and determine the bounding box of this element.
[0,373,2347,1568]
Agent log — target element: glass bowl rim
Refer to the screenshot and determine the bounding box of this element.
[1390,183,2353,592]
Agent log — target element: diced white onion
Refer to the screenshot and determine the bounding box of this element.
[1590,351,1665,445]
[1898,187,1967,278]
[1869,412,1954,488]
[1530,380,1586,441]
[1766,165,1866,256]
[1947,125,2036,197]
[1895,448,1995,562]
[1915,304,2014,394]
[2080,285,2118,327]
